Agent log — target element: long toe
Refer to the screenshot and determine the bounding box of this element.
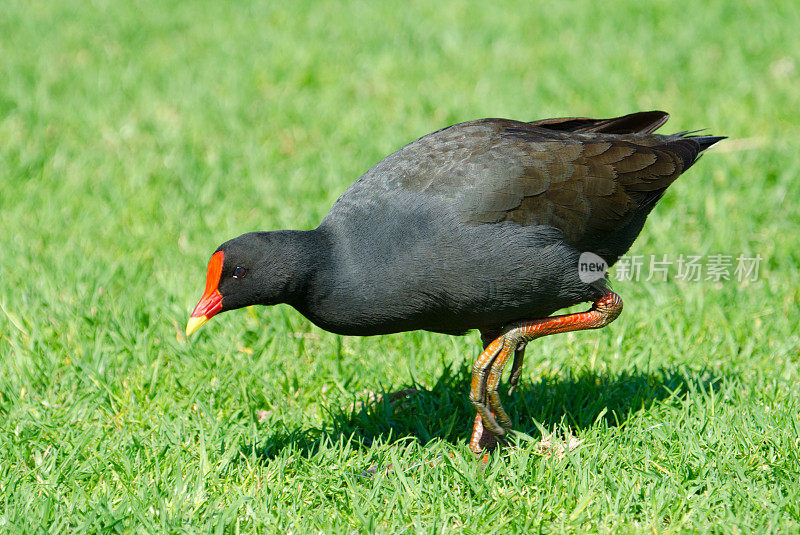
[469,413,499,455]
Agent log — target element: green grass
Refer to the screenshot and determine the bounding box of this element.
[2,0,799,532]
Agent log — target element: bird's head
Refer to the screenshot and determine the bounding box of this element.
[185,232,294,336]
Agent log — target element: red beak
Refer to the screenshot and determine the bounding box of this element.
[186,251,224,336]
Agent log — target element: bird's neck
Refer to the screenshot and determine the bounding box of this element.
[263,228,328,306]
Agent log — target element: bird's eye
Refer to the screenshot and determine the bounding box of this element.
[232,266,247,279]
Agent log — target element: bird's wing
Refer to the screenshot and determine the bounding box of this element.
[527,110,670,134]
[374,117,712,248]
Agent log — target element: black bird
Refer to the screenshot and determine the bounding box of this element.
[186,111,724,453]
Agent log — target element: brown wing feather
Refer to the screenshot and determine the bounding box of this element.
[473,126,705,247]
[346,115,718,253]
[529,111,670,134]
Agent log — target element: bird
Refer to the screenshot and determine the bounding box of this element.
[186,111,724,454]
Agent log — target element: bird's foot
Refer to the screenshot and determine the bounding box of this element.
[469,334,517,440]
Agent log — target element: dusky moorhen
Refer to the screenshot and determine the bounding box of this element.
[186,111,724,453]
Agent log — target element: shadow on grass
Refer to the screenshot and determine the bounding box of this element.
[243,363,722,461]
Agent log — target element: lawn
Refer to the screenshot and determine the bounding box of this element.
[1,0,799,532]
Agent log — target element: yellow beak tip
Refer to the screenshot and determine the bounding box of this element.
[185,315,208,337]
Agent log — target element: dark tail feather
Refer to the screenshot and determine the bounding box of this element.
[691,135,727,152]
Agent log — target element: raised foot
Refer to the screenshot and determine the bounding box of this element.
[468,289,623,455]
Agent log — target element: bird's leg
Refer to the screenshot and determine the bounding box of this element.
[468,330,505,453]
[469,336,512,434]
[475,337,517,436]
[469,290,623,455]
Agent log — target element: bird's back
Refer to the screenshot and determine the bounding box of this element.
[325,111,722,265]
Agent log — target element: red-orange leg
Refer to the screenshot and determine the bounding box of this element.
[469,336,513,453]
[468,330,505,453]
[468,290,623,455]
